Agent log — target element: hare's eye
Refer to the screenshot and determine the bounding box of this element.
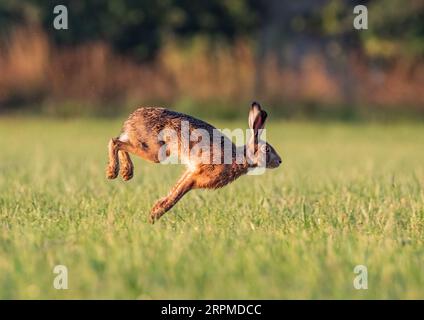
[260,145,270,153]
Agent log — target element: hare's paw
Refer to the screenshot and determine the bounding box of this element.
[120,164,134,181]
[148,214,157,224]
[149,198,168,223]
[106,164,119,179]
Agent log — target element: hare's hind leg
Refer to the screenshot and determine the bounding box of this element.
[107,136,136,180]
[150,170,194,223]
[118,151,134,181]
[106,138,120,179]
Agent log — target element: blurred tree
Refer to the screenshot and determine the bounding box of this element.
[0,1,37,37]
[1,0,422,62]
[6,0,257,61]
[364,0,424,59]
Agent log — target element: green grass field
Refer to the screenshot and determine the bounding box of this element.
[0,117,423,299]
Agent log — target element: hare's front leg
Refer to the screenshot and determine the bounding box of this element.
[149,170,194,223]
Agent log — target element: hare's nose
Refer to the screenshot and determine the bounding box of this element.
[278,159,282,164]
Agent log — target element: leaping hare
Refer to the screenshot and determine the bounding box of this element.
[107,102,281,223]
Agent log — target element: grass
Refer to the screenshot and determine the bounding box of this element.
[0,116,423,299]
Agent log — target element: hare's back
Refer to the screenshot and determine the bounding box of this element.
[123,107,217,136]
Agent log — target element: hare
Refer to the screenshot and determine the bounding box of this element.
[107,102,281,223]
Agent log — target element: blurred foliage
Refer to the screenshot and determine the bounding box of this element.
[0,0,423,60]
[0,0,258,60]
[364,0,424,59]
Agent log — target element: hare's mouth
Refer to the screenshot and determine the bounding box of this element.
[268,159,282,169]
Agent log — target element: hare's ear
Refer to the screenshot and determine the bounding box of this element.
[248,102,267,141]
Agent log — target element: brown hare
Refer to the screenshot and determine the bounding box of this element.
[107,102,281,223]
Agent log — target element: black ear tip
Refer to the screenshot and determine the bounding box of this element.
[261,110,268,120]
[251,101,261,109]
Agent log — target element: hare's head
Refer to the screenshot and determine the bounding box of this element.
[247,102,282,169]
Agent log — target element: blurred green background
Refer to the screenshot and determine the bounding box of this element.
[0,0,423,120]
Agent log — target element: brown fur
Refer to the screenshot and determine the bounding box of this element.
[106,103,281,223]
